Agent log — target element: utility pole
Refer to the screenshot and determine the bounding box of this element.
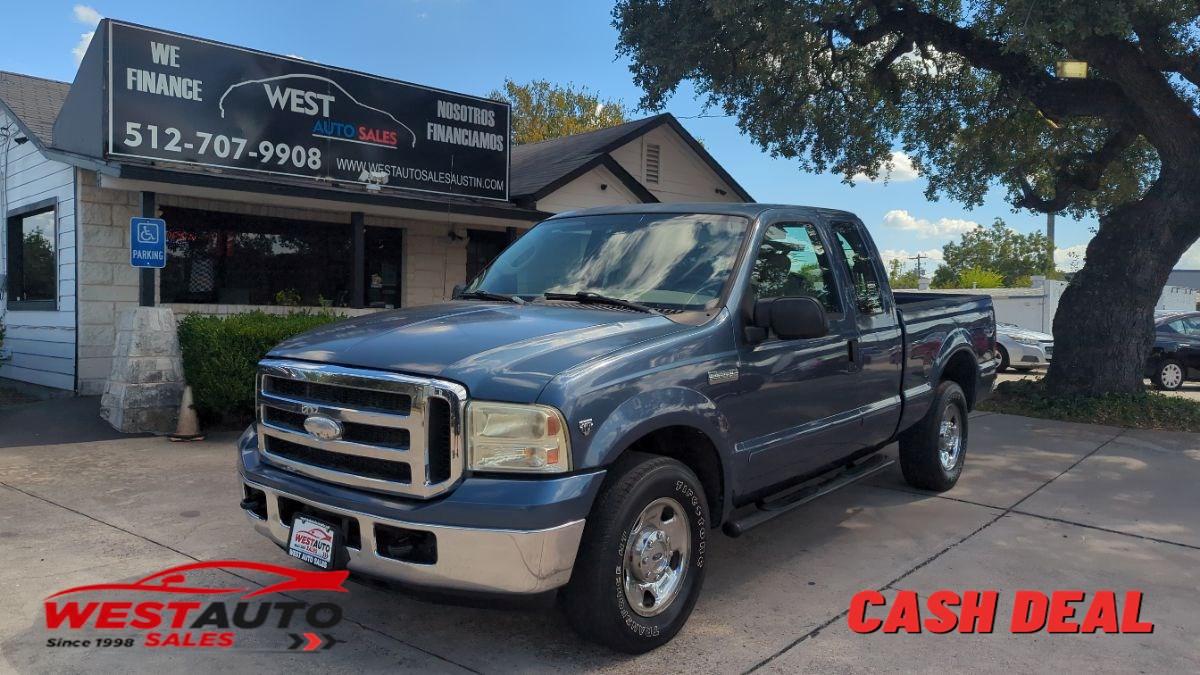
[908,253,928,278]
[1046,211,1055,248]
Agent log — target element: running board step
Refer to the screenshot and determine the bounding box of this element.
[722,455,895,538]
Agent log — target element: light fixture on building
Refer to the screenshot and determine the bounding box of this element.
[13,135,28,145]
[1055,60,1088,79]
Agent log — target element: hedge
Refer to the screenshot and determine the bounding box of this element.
[177,310,344,424]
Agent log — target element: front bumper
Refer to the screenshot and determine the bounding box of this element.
[243,479,585,594]
[237,425,601,595]
[1007,341,1052,367]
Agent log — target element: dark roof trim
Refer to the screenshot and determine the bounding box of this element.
[523,151,659,205]
[600,155,659,203]
[115,164,551,222]
[0,96,48,153]
[517,113,752,203]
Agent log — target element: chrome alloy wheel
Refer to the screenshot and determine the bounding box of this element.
[623,497,691,617]
[938,404,963,471]
[1161,362,1184,389]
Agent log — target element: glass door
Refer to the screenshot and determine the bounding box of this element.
[364,226,404,308]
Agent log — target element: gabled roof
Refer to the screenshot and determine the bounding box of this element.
[0,71,70,147]
[509,113,753,203]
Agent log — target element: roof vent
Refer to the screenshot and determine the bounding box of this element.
[644,143,661,184]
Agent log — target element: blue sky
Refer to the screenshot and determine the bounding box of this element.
[8,0,1174,272]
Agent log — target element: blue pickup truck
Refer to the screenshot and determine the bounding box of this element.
[237,203,997,652]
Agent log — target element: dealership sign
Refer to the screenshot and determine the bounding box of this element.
[106,21,510,200]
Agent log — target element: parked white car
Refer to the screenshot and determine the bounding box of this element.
[996,323,1053,372]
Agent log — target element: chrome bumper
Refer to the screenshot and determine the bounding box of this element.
[243,479,585,594]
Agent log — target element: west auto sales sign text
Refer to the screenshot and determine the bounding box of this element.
[106,21,510,200]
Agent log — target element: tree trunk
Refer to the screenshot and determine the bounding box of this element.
[1044,175,1200,396]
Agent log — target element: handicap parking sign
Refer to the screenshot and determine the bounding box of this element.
[130,217,166,268]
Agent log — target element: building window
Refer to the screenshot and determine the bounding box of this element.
[6,202,57,310]
[160,206,352,306]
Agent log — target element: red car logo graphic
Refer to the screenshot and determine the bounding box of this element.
[46,561,349,600]
[295,527,333,542]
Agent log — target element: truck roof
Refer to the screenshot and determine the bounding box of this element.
[548,202,860,222]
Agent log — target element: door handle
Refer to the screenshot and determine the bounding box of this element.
[848,339,860,369]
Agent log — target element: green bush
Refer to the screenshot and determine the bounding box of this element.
[178,310,344,425]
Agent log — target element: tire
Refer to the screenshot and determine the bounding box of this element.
[997,346,1010,373]
[562,453,709,653]
[1152,358,1186,391]
[898,380,968,492]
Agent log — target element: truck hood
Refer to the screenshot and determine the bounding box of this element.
[267,301,688,402]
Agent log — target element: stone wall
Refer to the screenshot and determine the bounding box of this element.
[99,307,185,434]
[77,171,141,395]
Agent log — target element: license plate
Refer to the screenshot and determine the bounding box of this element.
[287,515,340,570]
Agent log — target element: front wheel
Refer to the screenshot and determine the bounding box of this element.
[997,346,1010,373]
[898,380,968,492]
[1152,358,1186,391]
[562,453,709,653]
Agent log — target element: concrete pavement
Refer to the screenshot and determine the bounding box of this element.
[1,409,1197,673]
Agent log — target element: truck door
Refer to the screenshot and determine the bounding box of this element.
[826,218,904,446]
[728,220,864,492]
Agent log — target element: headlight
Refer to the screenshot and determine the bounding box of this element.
[466,401,571,473]
[1012,335,1041,346]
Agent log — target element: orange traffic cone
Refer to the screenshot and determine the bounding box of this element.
[169,385,205,442]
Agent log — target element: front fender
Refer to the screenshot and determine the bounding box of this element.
[582,386,736,519]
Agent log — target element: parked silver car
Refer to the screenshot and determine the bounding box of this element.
[996,323,1053,372]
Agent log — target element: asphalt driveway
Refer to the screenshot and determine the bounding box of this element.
[1,405,1197,673]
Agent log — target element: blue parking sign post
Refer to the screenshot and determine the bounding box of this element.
[130,217,166,269]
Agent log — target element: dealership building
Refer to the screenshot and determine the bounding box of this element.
[0,19,750,406]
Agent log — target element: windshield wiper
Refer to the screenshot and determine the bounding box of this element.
[542,291,658,314]
[457,290,525,304]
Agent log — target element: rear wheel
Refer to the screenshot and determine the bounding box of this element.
[898,380,968,492]
[1152,359,1186,391]
[562,453,709,653]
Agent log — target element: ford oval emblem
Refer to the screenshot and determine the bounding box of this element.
[303,415,344,442]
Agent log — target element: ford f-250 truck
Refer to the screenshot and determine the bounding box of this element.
[237,203,997,652]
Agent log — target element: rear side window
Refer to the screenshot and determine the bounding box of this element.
[831,222,886,316]
[750,222,840,313]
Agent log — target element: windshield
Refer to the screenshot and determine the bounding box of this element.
[466,213,751,311]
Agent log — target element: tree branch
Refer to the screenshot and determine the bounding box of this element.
[1132,17,1200,88]
[820,3,1137,124]
[1016,126,1139,211]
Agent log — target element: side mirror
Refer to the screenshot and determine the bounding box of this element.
[752,297,829,340]
[451,283,466,299]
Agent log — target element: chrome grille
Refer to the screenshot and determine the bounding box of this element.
[256,359,466,498]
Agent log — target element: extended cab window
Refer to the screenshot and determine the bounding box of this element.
[831,222,886,315]
[750,223,839,313]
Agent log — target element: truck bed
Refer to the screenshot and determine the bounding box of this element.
[893,290,996,433]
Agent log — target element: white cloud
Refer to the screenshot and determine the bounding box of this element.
[1054,243,1088,272]
[72,32,95,64]
[853,151,920,183]
[71,5,102,64]
[880,209,979,240]
[73,4,101,25]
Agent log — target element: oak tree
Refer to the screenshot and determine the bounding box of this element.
[615,0,1200,394]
